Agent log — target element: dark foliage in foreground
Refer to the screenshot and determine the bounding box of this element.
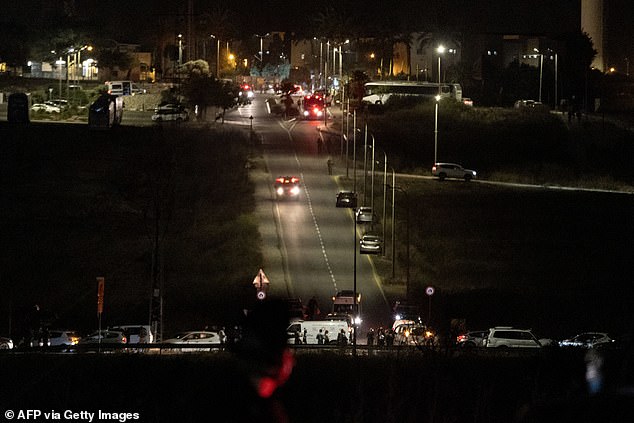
[0,348,632,423]
[0,123,260,336]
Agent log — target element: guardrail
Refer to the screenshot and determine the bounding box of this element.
[0,343,556,357]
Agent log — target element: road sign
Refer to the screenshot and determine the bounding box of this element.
[252,268,270,291]
[425,286,435,296]
[97,277,105,314]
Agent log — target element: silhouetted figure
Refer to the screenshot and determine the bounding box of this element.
[226,300,295,423]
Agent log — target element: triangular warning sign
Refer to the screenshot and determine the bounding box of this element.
[252,268,270,289]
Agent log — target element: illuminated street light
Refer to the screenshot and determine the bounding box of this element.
[254,33,269,63]
[436,45,446,94]
[210,35,220,77]
[434,94,441,165]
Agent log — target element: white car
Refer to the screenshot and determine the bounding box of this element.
[484,327,552,348]
[355,207,374,224]
[152,106,189,122]
[359,234,383,255]
[48,330,82,346]
[0,337,14,349]
[31,103,61,113]
[163,331,221,351]
[431,163,477,181]
[559,332,614,349]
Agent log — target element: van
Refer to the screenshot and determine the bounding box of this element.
[105,80,133,96]
[7,92,30,123]
[109,325,154,344]
[286,320,351,345]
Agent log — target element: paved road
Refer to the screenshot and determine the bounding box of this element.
[224,94,394,338]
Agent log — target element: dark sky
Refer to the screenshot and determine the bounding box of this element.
[2,1,633,68]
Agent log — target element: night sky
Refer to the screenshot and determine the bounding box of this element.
[1,0,633,67]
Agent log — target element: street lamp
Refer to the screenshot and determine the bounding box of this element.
[178,34,183,66]
[533,48,544,103]
[210,35,220,77]
[434,94,441,164]
[389,183,410,299]
[55,58,65,100]
[436,45,445,94]
[255,33,269,63]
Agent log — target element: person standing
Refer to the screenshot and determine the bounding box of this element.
[366,328,375,346]
[316,329,324,345]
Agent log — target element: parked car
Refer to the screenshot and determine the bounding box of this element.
[559,332,615,349]
[152,104,189,122]
[394,323,437,347]
[484,327,552,348]
[336,191,357,208]
[48,330,82,346]
[359,234,383,255]
[431,163,477,181]
[0,337,14,350]
[456,330,488,348]
[109,325,154,344]
[163,331,221,352]
[355,206,374,224]
[79,330,127,345]
[31,103,61,113]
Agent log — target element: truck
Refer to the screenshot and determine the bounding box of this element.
[286,319,352,345]
[332,290,362,324]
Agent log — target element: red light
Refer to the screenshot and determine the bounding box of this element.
[122,336,127,344]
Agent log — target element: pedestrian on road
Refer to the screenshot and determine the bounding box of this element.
[327,158,333,175]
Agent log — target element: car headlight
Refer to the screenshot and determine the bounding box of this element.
[290,186,300,195]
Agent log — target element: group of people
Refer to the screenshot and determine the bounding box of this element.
[366,327,395,347]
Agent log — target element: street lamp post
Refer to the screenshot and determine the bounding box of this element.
[436,45,445,94]
[55,58,64,100]
[533,48,544,103]
[178,34,183,66]
[211,35,220,77]
[389,183,410,299]
[434,95,441,164]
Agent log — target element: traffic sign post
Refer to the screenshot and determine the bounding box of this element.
[425,286,435,325]
[252,268,270,300]
[96,277,105,352]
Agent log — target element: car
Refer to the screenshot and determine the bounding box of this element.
[431,163,477,181]
[559,332,615,349]
[48,330,82,346]
[274,176,301,200]
[359,234,383,254]
[484,327,552,348]
[394,323,437,347]
[109,325,154,344]
[46,99,69,109]
[456,330,488,348]
[79,330,127,345]
[163,331,221,351]
[336,191,357,208]
[0,337,14,350]
[31,103,61,113]
[152,105,189,122]
[355,206,374,224]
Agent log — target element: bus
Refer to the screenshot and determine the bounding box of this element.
[362,81,462,105]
